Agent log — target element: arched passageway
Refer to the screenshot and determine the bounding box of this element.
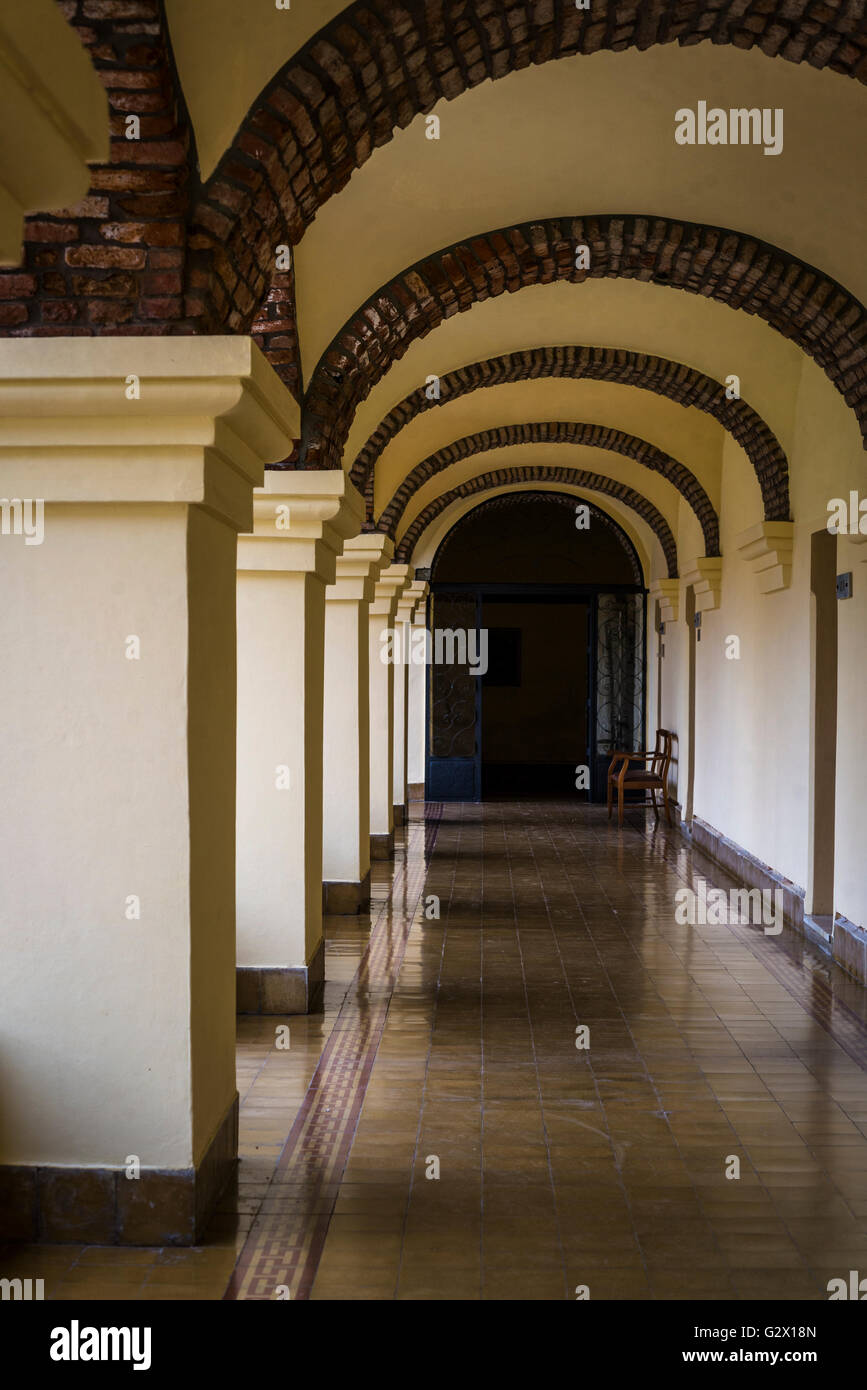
[1,0,867,1325]
[425,491,645,800]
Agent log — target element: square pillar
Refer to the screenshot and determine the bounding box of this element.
[323,532,391,914]
[393,579,430,824]
[407,581,430,800]
[368,561,411,858]
[0,337,296,1244]
[236,472,361,1013]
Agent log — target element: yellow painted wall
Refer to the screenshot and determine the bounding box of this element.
[166,0,348,180]
[672,358,866,930]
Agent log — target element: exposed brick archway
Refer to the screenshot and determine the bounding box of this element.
[351,345,790,523]
[431,490,644,586]
[301,216,867,481]
[377,420,719,556]
[395,465,679,576]
[189,1,867,336]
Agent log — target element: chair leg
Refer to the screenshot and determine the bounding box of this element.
[650,787,659,819]
[607,775,613,821]
[662,784,673,828]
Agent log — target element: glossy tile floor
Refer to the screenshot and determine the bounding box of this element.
[5,799,867,1300]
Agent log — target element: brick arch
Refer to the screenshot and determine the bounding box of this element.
[351,345,790,522]
[431,490,643,586]
[301,216,867,480]
[188,2,867,334]
[377,420,719,555]
[395,465,679,577]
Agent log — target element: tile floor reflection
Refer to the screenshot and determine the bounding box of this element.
[5,800,867,1300]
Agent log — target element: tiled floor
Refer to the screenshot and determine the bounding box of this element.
[5,800,867,1300]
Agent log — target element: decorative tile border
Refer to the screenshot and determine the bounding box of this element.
[224,806,441,1300]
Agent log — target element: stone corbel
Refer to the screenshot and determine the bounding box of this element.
[681,557,722,613]
[736,521,794,593]
[649,578,680,624]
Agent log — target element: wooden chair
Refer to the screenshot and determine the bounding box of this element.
[607,729,674,828]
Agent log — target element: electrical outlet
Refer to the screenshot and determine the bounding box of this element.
[836,572,853,599]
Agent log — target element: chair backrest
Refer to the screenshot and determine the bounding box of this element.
[652,729,673,780]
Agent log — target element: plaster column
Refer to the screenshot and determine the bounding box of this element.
[407,581,431,800]
[368,560,411,858]
[0,337,296,1245]
[236,472,360,1013]
[323,531,391,914]
[393,579,430,824]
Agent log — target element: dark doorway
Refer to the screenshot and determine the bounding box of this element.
[425,493,647,802]
[481,596,588,797]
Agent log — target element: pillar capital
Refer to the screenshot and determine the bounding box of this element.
[330,534,393,604]
[0,337,299,532]
[372,561,413,619]
[354,532,394,563]
[399,579,430,623]
[238,471,363,583]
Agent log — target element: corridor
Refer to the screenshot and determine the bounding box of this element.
[7,801,867,1303]
[3,0,867,1341]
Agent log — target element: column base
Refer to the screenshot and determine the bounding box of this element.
[0,1094,238,1246]
[323,872,371,915]
[370,831,395,860]
[408,782,425,800]
[236,939,325,1015]
[393,803,406,827]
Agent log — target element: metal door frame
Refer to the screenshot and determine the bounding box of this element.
[425,582,646,802]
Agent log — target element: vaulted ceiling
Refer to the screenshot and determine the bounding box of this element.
[38,3,867,580]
